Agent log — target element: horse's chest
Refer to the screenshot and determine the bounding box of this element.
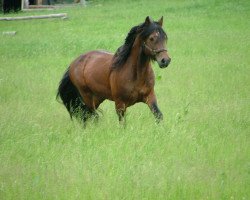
[132,86,149,98]
[123,80,153,103]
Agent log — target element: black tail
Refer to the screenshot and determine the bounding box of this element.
[56,68,93,121]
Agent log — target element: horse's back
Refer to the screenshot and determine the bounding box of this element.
[69,50,114,100]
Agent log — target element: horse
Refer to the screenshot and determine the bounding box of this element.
[57,16,171,124]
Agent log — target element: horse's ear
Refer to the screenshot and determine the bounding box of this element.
[158,16,163,27]
[145,16,153,25]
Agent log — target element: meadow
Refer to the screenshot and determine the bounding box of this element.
[0,0,249,199]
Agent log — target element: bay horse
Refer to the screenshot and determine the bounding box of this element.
[57,16,171,124]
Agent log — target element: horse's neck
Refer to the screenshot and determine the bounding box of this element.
[129,38,151,80]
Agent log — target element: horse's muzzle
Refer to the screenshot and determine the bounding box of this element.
[159,58,171,68]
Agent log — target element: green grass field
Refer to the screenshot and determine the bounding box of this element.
[0,0,249,199]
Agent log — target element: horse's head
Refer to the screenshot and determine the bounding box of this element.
[141,16,171,68]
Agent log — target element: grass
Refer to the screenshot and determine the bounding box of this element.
[0,0,249,199]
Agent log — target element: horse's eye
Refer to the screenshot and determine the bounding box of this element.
[150,37,154,42]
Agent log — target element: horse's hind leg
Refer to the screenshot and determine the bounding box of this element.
[91,95,105,120]
[78,89,104,121]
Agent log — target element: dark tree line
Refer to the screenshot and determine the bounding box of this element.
[2,0,22,13]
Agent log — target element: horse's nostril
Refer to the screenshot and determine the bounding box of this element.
[161,58,167,64]
[159,58,171,68]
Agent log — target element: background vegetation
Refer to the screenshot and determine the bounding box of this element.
[0,0,249,199]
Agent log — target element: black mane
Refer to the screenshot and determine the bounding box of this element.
[112,20,167,69]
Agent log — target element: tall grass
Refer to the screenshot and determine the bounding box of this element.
[0,0,249,199]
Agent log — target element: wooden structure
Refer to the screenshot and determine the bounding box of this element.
[0,13,67,21]
[25,0,85,6]
[1,0,85,12]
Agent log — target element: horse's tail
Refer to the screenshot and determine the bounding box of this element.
[56,68,92,121]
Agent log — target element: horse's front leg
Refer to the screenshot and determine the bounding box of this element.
[115,100,126,125]
[145,90,163,123]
